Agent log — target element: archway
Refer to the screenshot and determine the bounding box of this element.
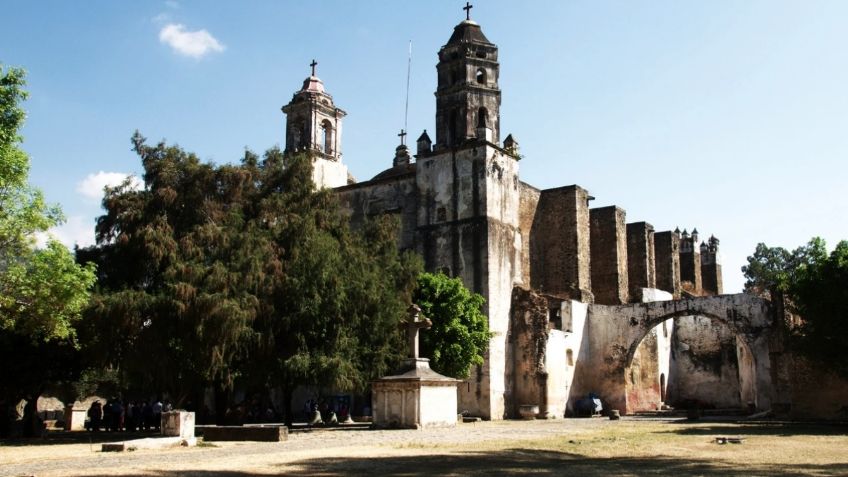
[587,294,774,415]
[624,312,759,414]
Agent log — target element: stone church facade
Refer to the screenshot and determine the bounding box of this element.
[279,13,840,419]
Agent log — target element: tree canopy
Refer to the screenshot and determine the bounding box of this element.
[414,272,490,379]
[743,237,848,378]
[79,135,421,423]
[0,65,96,436]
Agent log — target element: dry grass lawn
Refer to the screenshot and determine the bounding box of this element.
[1,418,846,476]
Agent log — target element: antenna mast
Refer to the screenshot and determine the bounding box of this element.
[403,40,412,144]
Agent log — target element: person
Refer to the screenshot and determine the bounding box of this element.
[152,399,163,431]
[141,401,153,431]
[87,401,102,432]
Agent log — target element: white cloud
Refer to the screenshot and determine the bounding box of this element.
[159,23,225,59]
[36,216,96,250]
[76,171,142,202]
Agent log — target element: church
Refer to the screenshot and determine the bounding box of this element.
[277,7,792,420]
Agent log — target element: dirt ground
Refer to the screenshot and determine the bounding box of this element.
[2,417,847,476]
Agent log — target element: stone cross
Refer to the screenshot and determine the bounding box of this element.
[398,129,407,146]
[310,59,318,77]
[463,2,473,20]
[404,304,432,359]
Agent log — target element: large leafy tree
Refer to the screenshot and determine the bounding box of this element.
[78,134,269,408]
[743,237,848,378]
[249,151,421,425]
[80,137,421,424]
[414,272,490,379]
[0,65,96,436]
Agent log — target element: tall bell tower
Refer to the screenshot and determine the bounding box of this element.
[281,60,349,188]
[434,3,501,149]
[415,3,520,421]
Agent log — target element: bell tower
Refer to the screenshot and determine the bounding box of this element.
[434,4,501,150]
[281,60,349,188]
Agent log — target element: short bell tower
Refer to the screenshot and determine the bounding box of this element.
[281,60,350,188]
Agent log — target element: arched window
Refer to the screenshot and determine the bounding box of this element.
[321,120,333,154]
[477,107,488,129]
[476,68,486,84]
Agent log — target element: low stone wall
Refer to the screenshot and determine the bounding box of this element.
[201,425,288,442]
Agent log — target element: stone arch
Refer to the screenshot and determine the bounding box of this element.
[591,294,775,414]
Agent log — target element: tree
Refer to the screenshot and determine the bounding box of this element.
[0,65,96,436]
[413,272,490,379]
[80,138,421,425]
[743,237,848,378]
[77,134,266,410]
[249,151,421,425]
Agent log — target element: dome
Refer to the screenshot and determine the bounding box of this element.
[446,20,490,45]
[300,75,325,93]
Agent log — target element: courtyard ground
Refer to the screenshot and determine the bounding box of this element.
[1,417,847,476]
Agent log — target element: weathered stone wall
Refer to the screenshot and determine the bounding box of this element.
[654,231,681,299]
[627,329,662,412]
[517,182,540,287]
[590,206,629,305]
[508,287,552,418]
[415,144,520,420]
[337,174,418,249]
[575,294,774,413]
[529,185,592,300]
[701,254,723,296]
[679,237,702,295]
[666,316,744,409]
[626,222,656,300]
[788,356,848,419]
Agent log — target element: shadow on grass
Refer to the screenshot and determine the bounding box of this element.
[0,430,164,447]
[63,448,848,477]
[664,420,848,437]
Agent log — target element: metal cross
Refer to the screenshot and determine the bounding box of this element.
[398,129,407,145]
[463,2,473,20]
[310,59,317,76]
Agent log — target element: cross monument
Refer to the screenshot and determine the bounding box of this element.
[404,304,432,359]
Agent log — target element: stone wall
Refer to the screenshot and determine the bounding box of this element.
[626,222,656,300]
[654,231,681,299]
[337,174,418,249]
[590,206,629,305]
[529,185,592,300]
[666,316,745,409]
[679,237,702,295]
[701,255,723,296]
[517,182,540,287]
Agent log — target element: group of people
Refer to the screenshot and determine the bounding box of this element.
[87,398,171,432]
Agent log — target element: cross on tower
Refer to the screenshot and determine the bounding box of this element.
[403,304,432,359]
[310,59,318,77]
[398,129,407,146]
[463,2,473,20]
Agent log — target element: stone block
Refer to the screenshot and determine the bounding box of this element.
[201,425,288,442]
[63,406,86,431]
[161,410,194,439]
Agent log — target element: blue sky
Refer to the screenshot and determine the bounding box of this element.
[3,1,847,293]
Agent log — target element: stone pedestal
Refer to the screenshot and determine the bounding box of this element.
[372,358,459,429]
[161,410,195,439]
[64,406,86,431]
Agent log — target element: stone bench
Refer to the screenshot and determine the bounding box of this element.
[200,425,288,442]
